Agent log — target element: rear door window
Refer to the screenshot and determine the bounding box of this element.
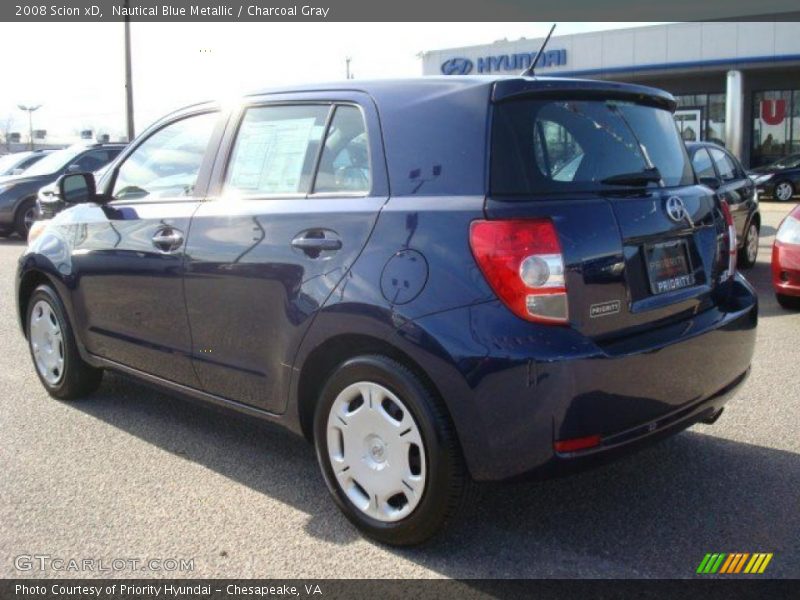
[491,99,694,195]
[709,147,737,181]
[313,105,371,194]
[691,148,717,180]
[225,105,329,196]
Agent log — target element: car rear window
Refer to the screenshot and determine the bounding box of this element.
[491,99,694,195]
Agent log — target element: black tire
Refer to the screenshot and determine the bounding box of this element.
[774,180,795,202]
[26,284,103,400]
[776,294,800,311]
[313,354,470,546]
[14,197,37,238]
[738,222,759,269]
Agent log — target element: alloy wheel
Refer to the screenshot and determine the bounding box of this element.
[29,299,65,385]
[746,224,759,263]
[326,381,426,522]
[23,205,37,233]
[775,181,794,202]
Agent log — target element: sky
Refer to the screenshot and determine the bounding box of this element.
[0,22,661,143]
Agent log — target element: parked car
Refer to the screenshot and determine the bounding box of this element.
[17,77,757,545]
[749,153,800,202]
[0,143,125,237]
[0,150,53,177]
[772,204,800,309]
[686,141,761,268]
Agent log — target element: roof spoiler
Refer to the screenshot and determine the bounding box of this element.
[492,78,677,112]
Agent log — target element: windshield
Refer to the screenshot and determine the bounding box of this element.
[23,145,86,177]
[0,152,30,175]
[491,99,694,195]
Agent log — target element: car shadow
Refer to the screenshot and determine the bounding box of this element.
[0,237,26,246]
[68,373,799,578]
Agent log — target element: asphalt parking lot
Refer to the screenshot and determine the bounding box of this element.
[1,203,798,580]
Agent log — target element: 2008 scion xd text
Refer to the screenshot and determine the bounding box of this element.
[17,76,757,545]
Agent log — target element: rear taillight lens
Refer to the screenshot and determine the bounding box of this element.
[720,200,737,281]
[470,219,568,324]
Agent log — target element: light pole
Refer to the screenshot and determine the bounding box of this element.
[17,104,41,150]
[124,0,135,141]
[345,57,353,80]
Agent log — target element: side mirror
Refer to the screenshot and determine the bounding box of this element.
[11,168,24,175]
[699,176,721,190]
[66,163,81,173]
[58,172,97,205]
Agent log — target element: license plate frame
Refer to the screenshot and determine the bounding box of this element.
[644,239,696,295]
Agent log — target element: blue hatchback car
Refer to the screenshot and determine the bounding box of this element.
[17,76,757,545]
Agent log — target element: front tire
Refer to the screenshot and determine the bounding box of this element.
[27,284,103,400]
[776,293,800,310]
[313,355,469,546]
[738,222,759,268]
[774,180,795,202]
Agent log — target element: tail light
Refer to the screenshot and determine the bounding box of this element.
[469,219,568,324]
[719,199,737,281]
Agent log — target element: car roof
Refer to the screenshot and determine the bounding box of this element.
[244,75,676,109]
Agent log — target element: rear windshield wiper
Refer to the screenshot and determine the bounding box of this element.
[600,167,663,187]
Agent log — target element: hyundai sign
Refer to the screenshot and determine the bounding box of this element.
[440,49,567,75]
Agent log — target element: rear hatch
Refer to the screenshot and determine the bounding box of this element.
[486,80,733,343]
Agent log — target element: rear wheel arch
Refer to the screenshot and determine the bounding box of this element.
[296,333,455,448]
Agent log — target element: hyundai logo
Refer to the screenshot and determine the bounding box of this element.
[665,196,689,224]
[441,57,473,75]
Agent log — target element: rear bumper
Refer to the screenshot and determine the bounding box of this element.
[394,274,758,481]
[772,241,800,297]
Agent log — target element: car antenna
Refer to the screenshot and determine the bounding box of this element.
[521,23,557,77]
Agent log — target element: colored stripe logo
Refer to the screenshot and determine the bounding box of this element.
[696,553,773,574]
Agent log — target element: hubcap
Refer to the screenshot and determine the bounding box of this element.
[29,300,65,386]
[747,224,759,263]
[776,182,793,201]
[326,381,426,522]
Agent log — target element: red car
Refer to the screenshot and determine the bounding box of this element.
[773,204,800,309]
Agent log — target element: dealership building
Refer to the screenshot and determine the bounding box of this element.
[422,22,800,168]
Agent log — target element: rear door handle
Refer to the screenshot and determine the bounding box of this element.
[291,237,342,251]
[291,230,342,256]
[152,227,184,253]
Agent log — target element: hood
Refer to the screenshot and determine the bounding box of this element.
[0,172,54,187]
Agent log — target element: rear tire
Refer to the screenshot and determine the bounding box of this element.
[774,180,795,202]
[26,284,103,400]
[738,222,759,269]
[313,354,469,546]
[14,198,37,238]
[776,293,800,311]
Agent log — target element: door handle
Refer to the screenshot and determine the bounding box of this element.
[291,237,342,251]
[152,227,184,253]
[291,230,342,257]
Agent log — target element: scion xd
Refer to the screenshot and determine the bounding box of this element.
[17,77,757,545]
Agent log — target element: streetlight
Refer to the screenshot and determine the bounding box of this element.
[17,104,41,150]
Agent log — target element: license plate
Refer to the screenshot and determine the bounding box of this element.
[645,239,695,295]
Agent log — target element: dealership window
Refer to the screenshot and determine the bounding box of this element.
[674,93,726,146]
[751,90,800,167]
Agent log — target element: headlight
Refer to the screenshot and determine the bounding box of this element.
[753,173,774,185]
[27,219,49,244]
[776,215,800,245]
[0,182,17,195]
